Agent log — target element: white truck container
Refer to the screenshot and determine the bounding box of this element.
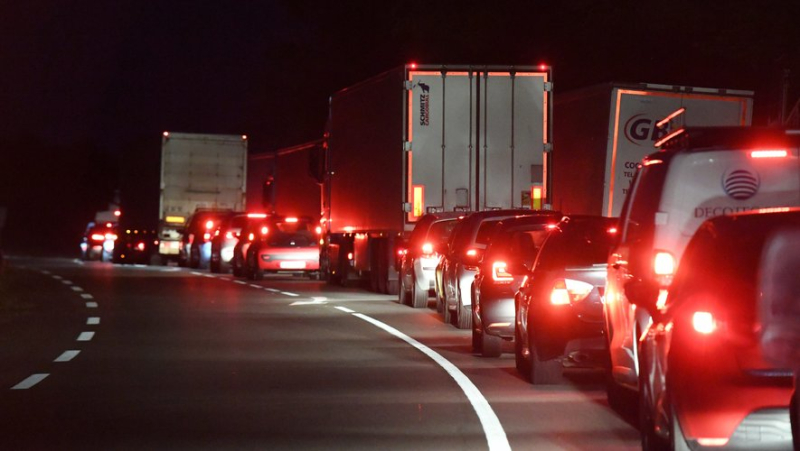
[315,64,553,293]
[552,83,754,217]
[158,132,248,261]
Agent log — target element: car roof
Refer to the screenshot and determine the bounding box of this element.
[653,127,800,159]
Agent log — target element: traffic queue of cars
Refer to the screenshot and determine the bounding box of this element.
[397,127,800,450]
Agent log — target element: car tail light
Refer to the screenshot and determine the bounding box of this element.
[261,226,269,235]
[546,224,557,230]
[248,233,255,241]
[692,311,717,335]
[750,149,787,158]
[225,232,234,239]
[422,243,434,255]
[491,261,513,283]
[397,248,407,256]
[285,217,298,223]
[205,220,214,230]
[247,213,267,218]
[136,242,145,251]
[696,438,729,447]
[91,233,105,241]
[105,233,117,241]
[315,226,322,234]
[203,233,211,241]
[347,252,353,261]
[550,279,594,305]
[653,251,675,276]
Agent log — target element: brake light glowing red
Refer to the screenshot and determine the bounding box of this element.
[546,224,557,230]
[550,279,593,305]
[114,210,121,217]
[247,213,267,218]
[397,249,407,256]
[285,217,298,223]
[422,243,434,255]
[105,233,117,241]
[750,149,787,158]
[136,242,145,251]
[607,227,618,234]
[205,220,214,229]
[248,233,255,241]
[654,251,675,276]
[491,261,513,283]
[261,226,268,235]
[203,233,211,241]
[225,232,234,239]
[692,311,717,335]
[315,226,322,234]
[347,252,353,261]
[91,234,105,241]
[466,249,477,257]
[696,438,729,447]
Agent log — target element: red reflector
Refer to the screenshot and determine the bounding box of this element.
[750,149,787,158]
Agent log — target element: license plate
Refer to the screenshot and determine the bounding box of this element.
[280,261,306,269]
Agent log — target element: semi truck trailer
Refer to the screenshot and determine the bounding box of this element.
[552,83,754,217]
[247,140,321,218]
[314,64,553,293]
[157,132,248,263]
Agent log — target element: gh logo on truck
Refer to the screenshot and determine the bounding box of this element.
[624,114,670,146]
[418,82,430,127]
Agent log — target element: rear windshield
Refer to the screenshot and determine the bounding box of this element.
[475,220,503,245]
[426,219,459,244]
[486,228,549,267]
[536,223,617,270]
[266,231,315,248]
[274,221,313,233]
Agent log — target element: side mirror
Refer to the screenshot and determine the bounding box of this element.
[624,279,660,313]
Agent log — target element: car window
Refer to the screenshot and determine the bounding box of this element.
[621,161,668,245]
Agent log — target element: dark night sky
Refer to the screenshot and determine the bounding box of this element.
[1,0,799,254]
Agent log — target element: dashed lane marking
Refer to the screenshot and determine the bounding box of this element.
[11,374,49,390]
[281,291,300,297]
[71,286,84,292]
[52,275,62,280]
[87,317,100,325]
[81,293,94,299]
[249,284,261,289]
[85,302,98,308]
[54,350,80,362]
[77,332,95,342]
[61,280,73,285]
[334,306,356,313]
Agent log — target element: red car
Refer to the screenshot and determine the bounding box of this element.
[635,210,798,450]
[246,217,321,280]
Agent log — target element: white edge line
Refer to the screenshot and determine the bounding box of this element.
[334,306,355,313]
[11,373,49,390]
[54,350,80,362]
[350,312,511,451]
[281,292,299,297]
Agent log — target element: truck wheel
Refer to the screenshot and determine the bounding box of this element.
[411,275,428,308]
[189,246,201,269]
[443,303,452,325]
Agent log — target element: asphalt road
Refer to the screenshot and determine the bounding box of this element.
[0,257,640,450]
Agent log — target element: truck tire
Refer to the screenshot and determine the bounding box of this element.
[210,259,220,273]
[443,302,452,325]
[411,274,428,308]
[398,270,411,305]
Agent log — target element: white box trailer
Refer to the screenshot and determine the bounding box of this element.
[317,64,552,293]
[158,132,248,260]
[552,83,754,217]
